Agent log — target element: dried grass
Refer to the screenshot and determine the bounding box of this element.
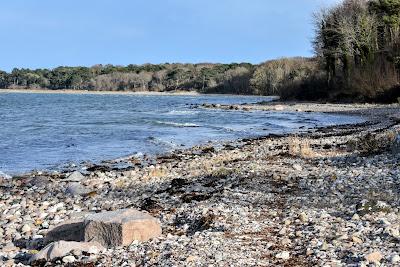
[288,136,314,158]
[149,167,167,178]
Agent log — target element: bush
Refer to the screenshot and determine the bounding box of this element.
[347,131,398,155]
[250,57,317,96]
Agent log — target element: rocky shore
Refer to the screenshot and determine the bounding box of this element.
[1,103,400,266]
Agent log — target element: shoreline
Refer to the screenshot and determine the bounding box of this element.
[1,102,371,178]
[0,89,275,98]
[0,88,202,96]
[200,101,400,115]
[0,102,397,177]
[0,103,399,266]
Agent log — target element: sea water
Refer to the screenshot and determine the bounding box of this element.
[0,93,363,174]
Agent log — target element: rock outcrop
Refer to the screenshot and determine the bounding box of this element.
[44,209,162,248]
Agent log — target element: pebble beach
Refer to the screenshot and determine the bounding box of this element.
[1,102,400,267]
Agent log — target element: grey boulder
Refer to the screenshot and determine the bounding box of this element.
[64,171,85,182]
[29,240,104,263]
[65,183,90,196]
[44,209,162,248]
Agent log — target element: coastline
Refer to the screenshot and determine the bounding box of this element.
[0,103,399,266]
[0,88,276,98]
[0,88,201,96]
[200,101,400,115]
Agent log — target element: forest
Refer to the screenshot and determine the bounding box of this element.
[1,0,399,102]
[0,60,315,96]
[310,0,400,102]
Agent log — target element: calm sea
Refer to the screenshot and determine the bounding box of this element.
[0,93,363,174]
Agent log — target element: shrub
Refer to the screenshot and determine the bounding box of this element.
[347,131,398,155]
[288,137,314,158]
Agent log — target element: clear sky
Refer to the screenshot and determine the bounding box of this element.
[0,0,340,71]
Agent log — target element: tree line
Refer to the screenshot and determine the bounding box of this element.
[267,0,400,102]
[0,59,317,97]
[0,63,243,94]
[311,0,400,101]
[0,59,317,96]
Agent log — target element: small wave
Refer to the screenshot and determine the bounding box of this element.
[147,136,180,149]
[222,127,236,132]
[154,121,200,128]
[0,171,12,179]
[205,125,243,132]
[166,110,198,115]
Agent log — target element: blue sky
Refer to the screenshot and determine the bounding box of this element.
[0,0,340,71]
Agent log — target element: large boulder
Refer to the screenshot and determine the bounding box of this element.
[45,209,162,247]
[29,241,103,263]
[84,209,162,247]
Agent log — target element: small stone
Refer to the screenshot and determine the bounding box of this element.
[65,171,85,182]
[365,252,383,263]
[391,254,400,264]
[281,238,291,246]
[379,218,391,226]
[215,252,223,262]
[186,255,199,262]
[4,260,15,267]
[88,246,99,254]
[29,241,104,263]
[29,176,50,187]
[21,224,31,233]
[2,242,17,252]
[299,212,308,223]
[352,214,360,220]
[352,235,363,244]
[276,251,290,260]
[62,255,76,263]
[321,242,329,251]
[48,202,64,213]
[389,227,400,238]
[42,221,49,228]
[293,164,302,171]
[278,228,286,235]
[39,213,48,219]
[66,183,90,196]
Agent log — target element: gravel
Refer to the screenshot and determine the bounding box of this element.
[0,103,399,266]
